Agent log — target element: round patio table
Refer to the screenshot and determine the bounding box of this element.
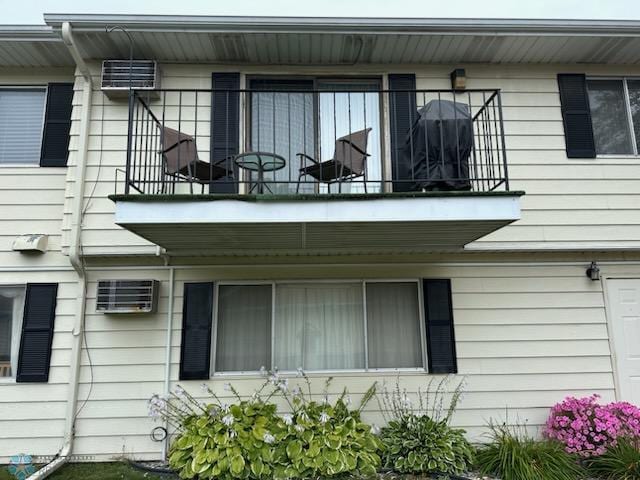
[233,151,286,194]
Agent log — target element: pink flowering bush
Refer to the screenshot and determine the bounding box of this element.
[544,394,640,457]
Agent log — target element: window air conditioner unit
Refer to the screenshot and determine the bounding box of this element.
[96,280,159,314]
[101,60,160,99]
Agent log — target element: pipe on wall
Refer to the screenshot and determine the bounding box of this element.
[161,266,175,459]
[27,21,94,480]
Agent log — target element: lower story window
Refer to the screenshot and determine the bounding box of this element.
[0,286,26,378]
[213,281,423,373]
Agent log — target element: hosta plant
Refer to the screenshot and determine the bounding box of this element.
[476,422,584,480]
[149,369,380,479]
[377,376,474,476]
[584,436,640,480]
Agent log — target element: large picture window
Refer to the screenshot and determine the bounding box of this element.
[587,78,640,155]
[212,281,424,374]
[0,286,26,378]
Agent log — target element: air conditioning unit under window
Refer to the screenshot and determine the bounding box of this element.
[96,280,159,314]
[101,60,160,99]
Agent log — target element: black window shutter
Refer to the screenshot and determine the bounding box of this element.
[423,279,457,374]
[557,74,596,159]
[388,74,417,192]
[179,283,214,380]
[40,83,74,167]
[210,73,240,193]
[16,283,58,383]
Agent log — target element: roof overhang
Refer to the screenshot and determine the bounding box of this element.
[39,14,640,65]
[111,192,523,257]
[0,25,74,66]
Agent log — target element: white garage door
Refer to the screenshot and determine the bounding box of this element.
[606,279,640,404]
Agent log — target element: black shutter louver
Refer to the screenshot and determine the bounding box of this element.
[557,74,596,159]
[388,74,417,192]
[16,284,58,383]
[210,73,240,193]
[40,83,74,167]
[423,279,457,374]
[179,283,214,380]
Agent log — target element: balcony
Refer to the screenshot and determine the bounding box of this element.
[111,87,522,256]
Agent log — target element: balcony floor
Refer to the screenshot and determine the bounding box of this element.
[110,192,524,256]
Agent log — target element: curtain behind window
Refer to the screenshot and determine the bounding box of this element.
[0,89,46,164]
[0,287,26,377]
[366,282,422,368]
[215,285,272,372]
[274,283,365,370]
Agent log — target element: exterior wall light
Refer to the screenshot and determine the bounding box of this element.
[450,68,466,90]
[586,261,600,281]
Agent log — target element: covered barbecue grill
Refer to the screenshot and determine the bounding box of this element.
[401,99,473,191]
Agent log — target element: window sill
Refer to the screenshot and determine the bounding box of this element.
[210,368,430,380]
[0,163,41,168]
[0,378,17,384]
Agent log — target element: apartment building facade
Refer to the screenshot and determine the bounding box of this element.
[0,14,639,464]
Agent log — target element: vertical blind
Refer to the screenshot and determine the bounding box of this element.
[0,89,46,164]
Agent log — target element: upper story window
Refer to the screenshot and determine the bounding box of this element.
[0,286,26,378]
[0,88,47,165]
[586,78,640,155]
[213,280,424,374]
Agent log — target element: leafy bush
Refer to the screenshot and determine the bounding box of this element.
[149,371,380,479]
[475,423,584,480]
[544,394,640,457]
[377,377,474,476]
[585,436,640,480]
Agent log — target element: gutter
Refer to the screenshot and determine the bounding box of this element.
[27,21,93,480]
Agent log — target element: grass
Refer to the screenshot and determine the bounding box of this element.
[585,437,640,480]
[0,462,177,480]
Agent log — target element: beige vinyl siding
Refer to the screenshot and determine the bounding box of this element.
[22,259,617,462]
[0,68,75,268]
[0,270,77,462]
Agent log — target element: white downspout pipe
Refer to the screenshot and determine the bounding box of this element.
[27,21,93,480]
[162,266,175,459]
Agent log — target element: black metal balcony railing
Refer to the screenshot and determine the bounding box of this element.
[122,88,509,196]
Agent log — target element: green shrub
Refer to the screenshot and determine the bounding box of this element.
[585,437,640,480]
[377,377,474,476]
[475,423,584,480]
[152,372,380,480]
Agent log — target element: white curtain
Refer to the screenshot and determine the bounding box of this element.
[0,89,46,164]
[215,285,272,372]
[274,283,365,370]
[0,286,26,377]
[250,91,315,194]
[366,282,423,368]
[317,81,381,193]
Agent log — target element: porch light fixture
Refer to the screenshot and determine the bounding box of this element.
[586,261,600,281]
[450,68,466,90]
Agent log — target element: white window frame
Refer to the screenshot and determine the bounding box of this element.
[0,284,26,381]
[586,76,640,157]
[210,279,428,377]
[0,85,48,167]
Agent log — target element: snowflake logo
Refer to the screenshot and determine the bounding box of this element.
[7,454,35,480]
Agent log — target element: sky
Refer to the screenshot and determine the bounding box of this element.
[1,0,640,24]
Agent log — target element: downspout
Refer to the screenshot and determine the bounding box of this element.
[162,265,175,459]
[28,21,93,480]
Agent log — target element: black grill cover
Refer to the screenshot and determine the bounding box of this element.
[400,99,473,191]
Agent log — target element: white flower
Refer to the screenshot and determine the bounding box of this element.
[174,385,186,397]
[322,395,329,405]
[296,367,304,377]
[292,386,303,397]
[259,366,267,377]
[222,414,234,426]
[200,383,210,393]
[401,394,412,408]
[294,424,305,433]
[229,429,237,439]
[263,432,275,444]
[319,411,330,424]
[345,395,352,406]
[297,411,310,422]
[223,383,232,392]
[278,379,289,392]
[370,424,381,435]
[281,414,293,426]
[221,403,230,413]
